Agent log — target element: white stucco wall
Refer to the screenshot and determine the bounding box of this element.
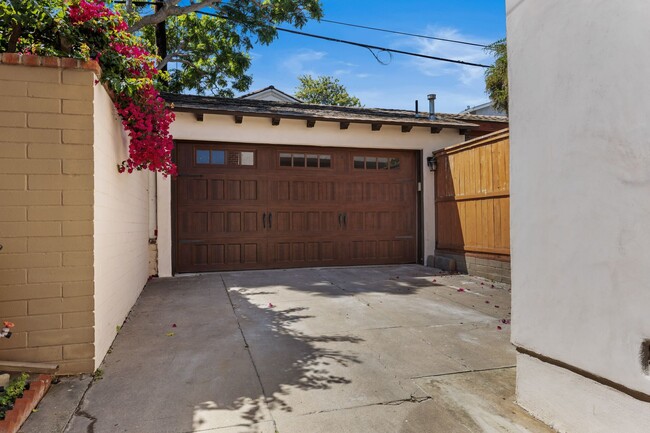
[93,83,150,366]
[157,112,464,276]
[507,0,650,429]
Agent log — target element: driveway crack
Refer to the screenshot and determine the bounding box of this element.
[220,275,270,399]
[64,377,97,433]
[300,394,432,416]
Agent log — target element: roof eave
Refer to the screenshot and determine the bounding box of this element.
[171,105,478,130]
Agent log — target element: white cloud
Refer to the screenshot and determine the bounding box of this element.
[281,49,327,75]
[401,27,494,86]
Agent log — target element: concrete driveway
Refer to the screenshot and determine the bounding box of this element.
[34,265,553,433]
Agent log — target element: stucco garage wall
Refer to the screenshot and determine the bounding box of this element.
[507,0,650,430]
[93,77,150,368]
[157,112,464,276]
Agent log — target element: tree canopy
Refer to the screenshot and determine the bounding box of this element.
[295,75,361,107]
[484,38,508,113]
[126,0,322,96]
[1,0,323,96]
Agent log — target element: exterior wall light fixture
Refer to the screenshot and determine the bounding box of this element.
[427,156,437,172]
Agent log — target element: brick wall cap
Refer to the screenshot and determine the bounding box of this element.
[0,53,101,77]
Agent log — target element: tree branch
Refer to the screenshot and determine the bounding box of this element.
[128,0,223,32]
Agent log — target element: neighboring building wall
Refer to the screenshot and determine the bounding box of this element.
[157,112,464,276]
[507,1,650,431]
[460,103,506,117]
[0,58,95,374]
[433,130,510,283]
[92,80,149,368]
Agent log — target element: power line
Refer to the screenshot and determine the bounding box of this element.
[112,2,491,68]
[319,18,489,48]
[193,10,490,68]
[116,1,490,48]
[273,27,490,68]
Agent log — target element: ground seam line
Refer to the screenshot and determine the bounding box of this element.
[220,274,275,423]
[410,365,516,380]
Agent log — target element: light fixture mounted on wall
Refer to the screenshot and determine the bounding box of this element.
[427,156,437,172]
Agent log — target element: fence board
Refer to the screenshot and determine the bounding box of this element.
[434,129,510,258]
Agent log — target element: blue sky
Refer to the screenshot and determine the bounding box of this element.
[242,0,506,113]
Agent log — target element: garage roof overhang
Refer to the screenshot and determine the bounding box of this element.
[163,93,479,135]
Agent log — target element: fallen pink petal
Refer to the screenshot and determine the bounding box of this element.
[268,303,275,308]
[457,288,465,292]
[497,326,502,330]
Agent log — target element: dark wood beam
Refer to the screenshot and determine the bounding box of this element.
[401,125,413,133]
[234,115,243,124]
[430,127,442,134]
[340,122,350,130]
[306,120,316,128]
[371,123,382,131]
[194,113,204,122]
[458,128,467,135]
[271,117,281,126]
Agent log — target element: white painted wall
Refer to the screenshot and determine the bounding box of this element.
[507,0,650,428]
[93,82,150,366]
[157,112,464,276]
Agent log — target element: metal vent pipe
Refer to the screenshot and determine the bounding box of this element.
[427,94,436,119]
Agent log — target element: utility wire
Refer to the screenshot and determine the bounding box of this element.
[319,18,489,48]
[113,1,491,68]
[273,27,490,68]
[194,10,491,68]
[117,1,489,48]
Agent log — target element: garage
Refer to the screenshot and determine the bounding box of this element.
[174,141,419,272]
[160,93,477,276]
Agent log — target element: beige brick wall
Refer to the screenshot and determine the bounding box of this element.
[0,62,95,374]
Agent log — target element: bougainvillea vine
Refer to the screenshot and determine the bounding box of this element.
[68,0,177,176]
[4,0,177,176]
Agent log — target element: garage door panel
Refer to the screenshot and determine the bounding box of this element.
[268,239,340,266]
[175,142,417,272]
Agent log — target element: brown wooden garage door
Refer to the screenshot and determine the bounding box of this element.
[174,142,418,273]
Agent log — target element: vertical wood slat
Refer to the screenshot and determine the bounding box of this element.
[434,129,510,257]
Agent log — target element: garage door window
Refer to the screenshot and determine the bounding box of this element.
[354,156,400,170]
[280,153,332,168]
[196,149,254,166]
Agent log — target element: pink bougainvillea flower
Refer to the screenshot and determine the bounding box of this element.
[65,0,177,177]
[172,323,177,328]
[3,321,15,328]
[268,303,275,308]
[457,288,465,292]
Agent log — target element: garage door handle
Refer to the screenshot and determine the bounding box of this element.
[269,212,272,229]
[262,213,266,229]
